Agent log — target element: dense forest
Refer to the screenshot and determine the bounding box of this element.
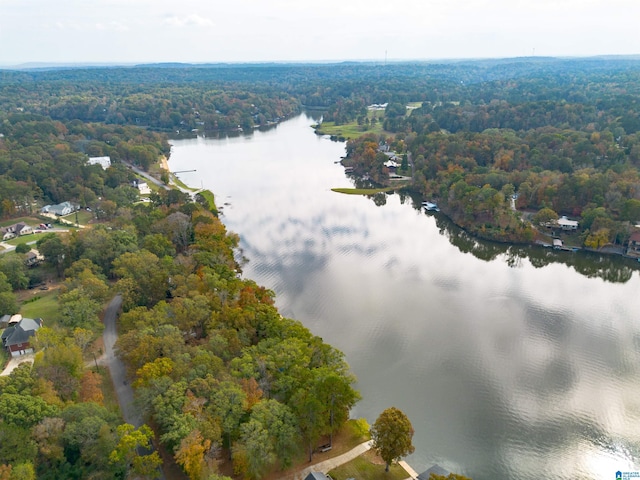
[2,57,640,478]
[3,58,640,249]
[0,109,359,478]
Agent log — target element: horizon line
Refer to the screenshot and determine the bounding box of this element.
[2,53,640,70]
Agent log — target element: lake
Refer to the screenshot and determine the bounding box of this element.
[168,114,640,480]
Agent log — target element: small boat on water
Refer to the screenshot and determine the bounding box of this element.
[422,201,440,212]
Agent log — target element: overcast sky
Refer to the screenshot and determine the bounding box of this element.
[2,0,640,65]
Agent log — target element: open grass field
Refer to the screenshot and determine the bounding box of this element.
[60,209,92,226]
[19,288,62,324]
[0,216,40,228]
[3,233,39,246]
[328,451,409,480]
[332,186,409,195]
[196,189,217,211]
[315,121,384,140]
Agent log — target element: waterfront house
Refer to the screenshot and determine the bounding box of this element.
[557,216,578,231]
[418,464,450,480]
[137,182,151,195]
[304,474,331,480]
[626,230,640,258]
[1,317,43,357]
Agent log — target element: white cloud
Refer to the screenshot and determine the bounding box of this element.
[162,14,215,28]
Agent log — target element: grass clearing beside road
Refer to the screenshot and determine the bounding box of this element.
[315,121,384,140]
[20,289,61,324]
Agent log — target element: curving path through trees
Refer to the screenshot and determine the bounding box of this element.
[102,294,144,428]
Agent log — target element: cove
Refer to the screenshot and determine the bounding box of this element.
[168,113,640,480]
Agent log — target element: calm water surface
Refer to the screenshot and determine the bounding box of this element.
[169,114,640,480]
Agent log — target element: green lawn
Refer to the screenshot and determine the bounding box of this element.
[0,217,38,228]
[4,233,39,246]
[196,189,217,212]
[20,289,61,324]
[315,121,384,140]
[328,454,408,480]
[332,186,409,195]
[61,209,92,226]
[0,343,8,370]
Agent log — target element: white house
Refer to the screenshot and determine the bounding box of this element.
[384,160,399,169]
[87,156,111,170]
[0,222,33,239]
[137,182,151,195]
[557,216,579,231]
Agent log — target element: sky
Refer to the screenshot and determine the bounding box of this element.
[1,0,640,65]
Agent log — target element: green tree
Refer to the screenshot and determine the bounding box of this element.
[313,369,360,447]
[291,388,326,462]
[208,381,246,458]
[14,243,30,255]
[58,288,103,331]
[112,250,169,307]
[0,291,18,316]
[0,394,58,429]
[109,424,162,478]
[532,207,558,226]
[233,419,275,480]
[0,424,37,467]
[36,234,69,278]
[370,407,415,472]
[0,256,29,290]
[249,399,299,469]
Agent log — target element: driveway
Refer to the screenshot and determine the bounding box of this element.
[102,294,143,428]
[0,352,34,376]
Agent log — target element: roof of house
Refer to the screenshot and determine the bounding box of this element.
[88,156,112,169]
[629,231,640,243]
[45,201,77,215]
[418,464,450,480]
[1,317,43,347]
[304,474,329,480]
[557,216,578,227]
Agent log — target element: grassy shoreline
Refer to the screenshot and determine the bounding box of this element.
[332,185,409,195]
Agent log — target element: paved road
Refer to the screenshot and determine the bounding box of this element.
[122,161,170,191]
[102,295,166,479]
[102,294,143,428]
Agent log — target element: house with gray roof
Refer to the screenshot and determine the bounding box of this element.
[0,222,33,240]
[304,474,331,480]
[42,201,78,216]
[1,317,43,357]
[418,464,451,480]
